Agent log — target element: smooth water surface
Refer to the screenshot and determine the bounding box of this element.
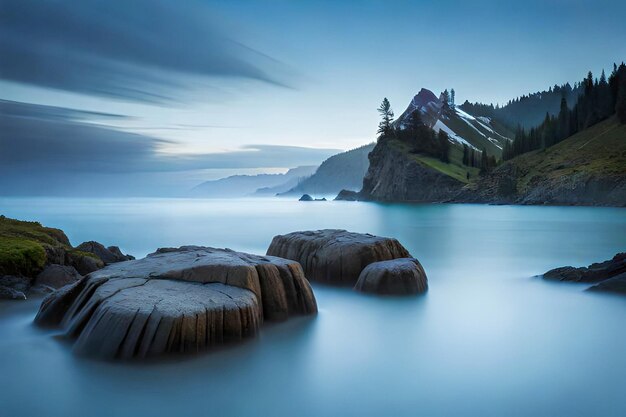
[1,198,625,417]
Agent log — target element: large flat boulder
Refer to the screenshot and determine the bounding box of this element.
[266,229,411,285]
[35,246,317,359]
[354,258,428,295]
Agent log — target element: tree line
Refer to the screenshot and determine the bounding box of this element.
[503,63,626,160]
[377,98,450,163]
[461,83,582,130]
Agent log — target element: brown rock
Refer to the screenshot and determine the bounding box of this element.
[354,258,428,295]
[266,229,411,285]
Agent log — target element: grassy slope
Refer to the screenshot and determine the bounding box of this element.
[506,117,626,192]
[0,216,70,276]
[390,140,479,184]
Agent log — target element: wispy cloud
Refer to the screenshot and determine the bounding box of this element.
[0,100,338,195]
[0,0,290,102]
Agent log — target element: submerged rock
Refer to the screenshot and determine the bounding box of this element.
[266,229,411,285]
[543,253,626,283]
[35,246,317,359]
[354,258,428,295]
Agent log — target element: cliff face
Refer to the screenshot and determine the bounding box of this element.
[345,139,464,202]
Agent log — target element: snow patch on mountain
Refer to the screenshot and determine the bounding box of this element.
[395,88,512,155]
[433,120,477,149]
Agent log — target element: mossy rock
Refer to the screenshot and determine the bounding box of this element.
[0,215,70,277]
[0,237,47,277]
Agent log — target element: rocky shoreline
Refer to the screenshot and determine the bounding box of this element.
[0,216,133,300]
[542,253,626,294]
[1,216,429,360]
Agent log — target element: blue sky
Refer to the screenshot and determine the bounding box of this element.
[1,0,625,195]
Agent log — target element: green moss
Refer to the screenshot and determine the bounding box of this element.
[0,215,71,276]
[0,237,46,277]
[67,249,101,260]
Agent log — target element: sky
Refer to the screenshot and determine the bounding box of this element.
[1,0,625,196]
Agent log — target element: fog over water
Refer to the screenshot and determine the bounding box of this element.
[1,198,625,417]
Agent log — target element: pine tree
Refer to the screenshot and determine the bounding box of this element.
[480,147,489,174]
[462,144,469,165]
[438,131,450,163]
[450,89,456,108]
[377,98,395,137]
[557,97,569,141]
[617,67,626,124]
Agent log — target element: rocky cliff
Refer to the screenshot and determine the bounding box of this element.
[336,139,464,202]
[338,117,626,207]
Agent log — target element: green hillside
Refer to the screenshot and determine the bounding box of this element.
[505,117,626,193]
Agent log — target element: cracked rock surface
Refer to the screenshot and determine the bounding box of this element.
[35,246,317,359]
[266,229,411,285]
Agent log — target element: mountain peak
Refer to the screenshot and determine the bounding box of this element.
[408,88,440,112]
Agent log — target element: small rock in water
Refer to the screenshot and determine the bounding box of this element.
[354,258,428,295]
[299,194,314,201]
[543,253,626,283]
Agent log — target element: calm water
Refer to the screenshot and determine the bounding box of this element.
[1,198,625,417]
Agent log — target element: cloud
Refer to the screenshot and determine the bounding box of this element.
[0,0,289,102]
[0,100,339,195]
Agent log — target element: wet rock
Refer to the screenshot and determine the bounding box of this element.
[266,229,411,285]
[543,253,626,283]
[107,246,135,262]
[354,258,428,295]
[31,264,81,294]
[0,275,31,300]
[76,241,134,264]
[335,190,359,201]
[66,251,104,275]
[588,272,626,294]
[35,246,317,359]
